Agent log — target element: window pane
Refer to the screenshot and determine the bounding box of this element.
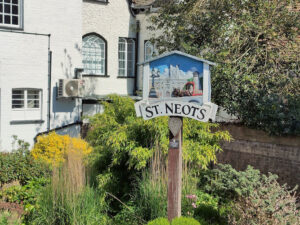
[0,5,3,13]
[12,5,17,14]
[4,4,10,13]
[12,100,24,108]
[4,15,10,24]
[12,89,24,108]
[12,15,17,24]
[127,39,135,76]
[0,15,2,23]
[27,100,39,108]
[12,0,18,4]
[4,0,11,3]
[12,89,24,98]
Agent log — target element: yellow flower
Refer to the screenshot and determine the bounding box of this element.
[31,132,93,167]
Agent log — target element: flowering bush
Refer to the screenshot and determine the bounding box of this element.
[31,132,92,166]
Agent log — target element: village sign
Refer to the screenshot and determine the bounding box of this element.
[135,51,218,122]
[134,51,218,221]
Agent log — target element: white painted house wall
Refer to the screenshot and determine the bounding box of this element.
[82,0,137,96]
[0,0,83,151]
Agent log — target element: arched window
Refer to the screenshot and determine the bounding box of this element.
[118,38,135,77]
[82,34,106,75]
[144,40,154,61]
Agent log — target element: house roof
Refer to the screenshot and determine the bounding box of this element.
[138,50,216,66]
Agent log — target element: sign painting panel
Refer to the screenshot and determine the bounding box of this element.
[148,54,204,105]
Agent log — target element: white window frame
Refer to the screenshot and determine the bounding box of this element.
[118,37,136,77]
[12,89,41,110]
[0,0,23,29]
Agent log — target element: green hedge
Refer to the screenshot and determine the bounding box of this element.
[0,142,50,186]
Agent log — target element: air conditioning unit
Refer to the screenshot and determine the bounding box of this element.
[57,79,85,98]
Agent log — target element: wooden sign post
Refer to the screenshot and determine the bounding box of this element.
[135,51,217,222]
[168,116,183,220]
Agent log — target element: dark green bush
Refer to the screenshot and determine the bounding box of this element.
[199,164,269,201]
[0,138,50,186]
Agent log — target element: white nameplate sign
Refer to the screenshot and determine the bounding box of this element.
[135,101,218,122]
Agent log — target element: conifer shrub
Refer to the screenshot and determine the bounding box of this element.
[31,132,92,167]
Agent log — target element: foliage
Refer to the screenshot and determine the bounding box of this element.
[0,178,49,215]
[171,217,201,225]
[111,203,145,225]
[199,164,275,201]
[146,217,201,225]
[149,0,300,135]
[193,190,230,225]
[133,170,168,221]
[147,217,169,225]
[27,151,109,225]
[28,185,109,225]
[0,138,50,187]
[0,210,21,225]
[87,95,230,205]
[199,164,300,224]
[228,177,300,225]
[183,120,230,171]
[31,132,92,167]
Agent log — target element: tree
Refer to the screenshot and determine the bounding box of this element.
[149,0,300,135]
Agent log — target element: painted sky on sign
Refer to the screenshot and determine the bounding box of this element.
[149,54,203,75]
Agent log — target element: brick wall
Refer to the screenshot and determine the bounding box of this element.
[217,124,300,188]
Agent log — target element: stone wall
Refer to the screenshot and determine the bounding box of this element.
[217,124,300,188]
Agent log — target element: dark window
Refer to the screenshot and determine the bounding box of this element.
[0,0,22,28]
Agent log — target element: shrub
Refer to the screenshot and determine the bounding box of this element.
[193,190,230,225]
[147,217,169,225]
[228,179,300,225]
[199,164,269,201]
[171,217,200,225]
[0,178,49,214]
[147,217,202,225]
[31,132,92,167]
[0,138,50,186]
[199,164,300,224]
